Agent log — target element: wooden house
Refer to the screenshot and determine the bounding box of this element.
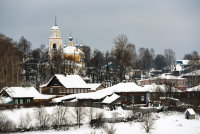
[87,83,105,92]
[185,108,196,119]
[41,74,91,95]
[138,74,186,90]
[112,82,149,106]
[53,82,149,107]
[0,87,56,105]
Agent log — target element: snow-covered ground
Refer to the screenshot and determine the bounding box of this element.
[1,106,200,134]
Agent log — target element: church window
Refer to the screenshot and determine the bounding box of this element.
[53,43,57,50]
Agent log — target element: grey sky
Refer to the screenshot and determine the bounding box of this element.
[0,0,199,59]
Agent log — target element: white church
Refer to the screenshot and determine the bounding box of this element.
[48,17,85,74]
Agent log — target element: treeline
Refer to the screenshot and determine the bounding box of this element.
[0,33,199,89]
[0,34,49,89]
[84,34,177,83]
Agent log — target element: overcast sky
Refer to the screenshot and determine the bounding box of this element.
[0,0,199,59]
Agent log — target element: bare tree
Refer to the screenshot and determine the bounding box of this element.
[164,49,176,68]
[19,113,32,130]
[154,54,167,70]
[0,34,22,89]
[88,107,94,122]
[184,51,200,66]
[137,48,155,71]
[17,36,31,58]
[141,113,155,133]
[53,106,69,130]
[32,48,41,60]
[112,34,136,82]
[72,106,85,128]
[164,81,175,97]
[35,107,51,129]
[82,45,91,69]
[50,49,64,75]
[90,49,104,83]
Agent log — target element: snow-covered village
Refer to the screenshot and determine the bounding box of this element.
[0,0,200,134]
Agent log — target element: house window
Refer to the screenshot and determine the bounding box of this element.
[66,89,70,93]
[78,89,80,93]
[124,96,127,102]
[50,88,54,93]
[141,96,145,101]
[59,88,62,93]
[131,96,135,102]
[15,99,18,104]
[70,89,73,94]
[63,88,66,93]
[27,99,30,103]
[20,99,23,104]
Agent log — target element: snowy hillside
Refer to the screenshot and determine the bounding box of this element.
[1,106,200,134]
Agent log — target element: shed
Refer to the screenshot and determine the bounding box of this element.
[185,108,196,119]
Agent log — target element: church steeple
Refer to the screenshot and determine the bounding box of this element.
[55,16,57,26]
[68,33,74,46]
[49,17,63,60]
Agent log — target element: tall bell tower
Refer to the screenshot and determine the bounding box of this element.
[49,16,63,59]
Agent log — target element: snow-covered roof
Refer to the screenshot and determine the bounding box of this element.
[87,83,102,91]
[177,60,190,65]
[51,25,60,30]
[102,93,120,104]
[185,108,195,115]
[143,85,181,92]
[139,74,184,81]
[186,85,200,92]
[0,97,12,104]
[183,69,200,76]
[3,87,56,99]
[63,46,83,55]
[159,74,184,80]
[112,82,148,93]
[45,74,90,88]
[160,97,179,101]
[52,82,148,103]
[34,94,56,100]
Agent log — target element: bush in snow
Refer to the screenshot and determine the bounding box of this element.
[52,106,69,130]
[90,112,104,128]
[88,107,94,121]
[18,112,32,130]
[35,107,51,130]
[103,123,116,134]
[0,112,16,132]
[112,112,118,121]
[141,113,155,133]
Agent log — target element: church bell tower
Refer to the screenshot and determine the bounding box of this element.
[49,16,63,59]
